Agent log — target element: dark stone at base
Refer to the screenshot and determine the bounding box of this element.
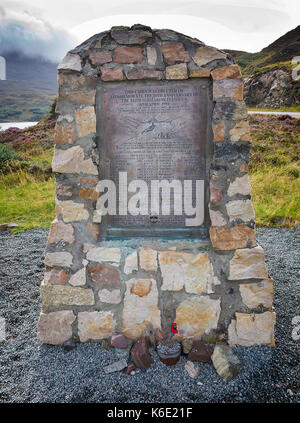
[187,341,213,363]
[131,336,153,369]
[62,339,76,352]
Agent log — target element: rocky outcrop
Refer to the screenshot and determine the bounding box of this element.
[244,69,299,108]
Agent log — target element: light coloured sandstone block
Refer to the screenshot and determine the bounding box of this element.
[228,174,251,197]
[209,208,226,226]
[210,225,256,250]
[166,63,188,80]
[52,146,98,175]
[139,247,157,271]
[124,251,138,274]
[38,311,76,345]
[226,200,255,222]
[47,218,75,244]
[239,278,274,309]
[44,252,73,268]
[58,53,82,72]
[56,199,89,223]
[159,251,217,294]
[228,246,269,280]
[78,311,116,342]
[122,278,161,339]
[230,120,251,142]
[213,79,243,101]
[54,123,74,145]
[99,289,121,304]
[212,344,242,382]
[40,285,94,311]
[44,269,68,285]
[211,64,242,80]
[228,311,276,346]
[175,296,221,340]
[69,267,86,286]
[93,210,102,223]
[189,68,211,78]
[193,46,226,67]
[212,121,225,142]
[147,46,157,65]
[75,106,96,138]
[84,245,121,264]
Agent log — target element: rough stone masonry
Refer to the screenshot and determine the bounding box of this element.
[38,25,275,347]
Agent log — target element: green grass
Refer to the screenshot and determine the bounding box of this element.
[249,106,300,113]
[0,171,55,232]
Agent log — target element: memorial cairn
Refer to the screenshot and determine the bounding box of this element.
[38,25,275,381]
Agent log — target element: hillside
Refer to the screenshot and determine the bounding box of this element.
[0,52,57,122]
[225,25,300,108]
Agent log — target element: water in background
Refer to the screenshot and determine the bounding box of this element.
[0,122,38,130]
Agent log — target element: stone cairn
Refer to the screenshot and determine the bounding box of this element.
[38,25,275,358]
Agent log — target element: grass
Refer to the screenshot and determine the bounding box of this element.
[0,171,55,232]
[249,106,300,113]
[0,114,299,231]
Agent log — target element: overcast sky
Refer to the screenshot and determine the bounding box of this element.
[0,0,299,61]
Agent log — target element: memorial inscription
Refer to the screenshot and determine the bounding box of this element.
[97,80,212,234]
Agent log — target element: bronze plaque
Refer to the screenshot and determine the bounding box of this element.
[97,80,212,233]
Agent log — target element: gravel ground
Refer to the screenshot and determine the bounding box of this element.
[0,227,299,403]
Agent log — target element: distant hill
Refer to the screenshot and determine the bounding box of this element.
[224,25,300,77]
[0,52,57,123]
[225,25,300,108]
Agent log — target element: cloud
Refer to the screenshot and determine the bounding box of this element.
[0,1,75,62]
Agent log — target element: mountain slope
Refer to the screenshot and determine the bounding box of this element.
[0,52,57,122]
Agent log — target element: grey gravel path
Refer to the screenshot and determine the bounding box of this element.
[0,227,299,403]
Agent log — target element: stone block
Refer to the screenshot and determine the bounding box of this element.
[166,63,188,80]
[44,269,68,285]
[89,50,112,66]
[131,336,153,368]
[41,285,94,311]
[103,359,127,374]
[175,296,221,339]
[78,311,116,342]
[101,67,124,81]
[88,264,121,287]
[228,311,275,346]
[187,340,213,363]
[111,27,152,45]
[211,65,241,80]
[184,361,199,378]
[228,246,269,280]
[161,42,189,64]
[122,278,161,339]
[193,46,226,67]
[58,53,82,72]
[212,121,225,142]
[75,106,96,138]
[47,218,75,244]
[113,46,143,63]
[44,252,73,268]
[56,199,89,222]
[226,200,255,222]
[99,289,121,304]
[38,311,76,345]
[189,68,211,78]
[210,225,256,250]
[52,146,98,175]
[239,278,274,309]
[85,245,121,264]
[54,123,75,145]
[230,120,251,142]
[213,79,243,101]
[69,267,86,286]
[126,69,163,80]
[124,251,138,275]
[212,344,242,381]
[227,174,251,197]
[209,208,226,227]
[111,333,128,349]
[139,247,157,271]
[146,47,157,65]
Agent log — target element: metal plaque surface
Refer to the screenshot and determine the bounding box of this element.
[97,80,211,232]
